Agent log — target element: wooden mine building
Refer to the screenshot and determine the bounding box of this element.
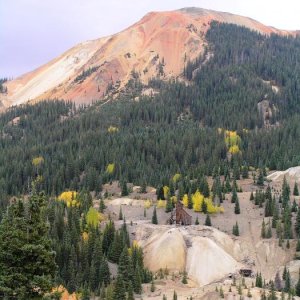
[168,201,192,225]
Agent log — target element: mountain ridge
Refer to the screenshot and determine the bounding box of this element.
[1,7,297,108]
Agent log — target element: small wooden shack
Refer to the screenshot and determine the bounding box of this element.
[168,201,192,225]
[239,269,253,277]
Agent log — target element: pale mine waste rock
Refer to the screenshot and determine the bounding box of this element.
[137,224,242,286]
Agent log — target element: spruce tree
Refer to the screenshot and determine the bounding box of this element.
[0,193,56,299]
[173,290,177,300]
[133,264,142,294]
[234,197,240,214]
[274,271,282,291]
[127,281,135,300]
[113,273,126,300]
[182,271,188,284]
[284,270,291,293]
[261,219,266,238]
[195,216,199,225]
[296,269,300,296]
[231,188,238,203]
[296,208,300,237]
[294,182,299,196]
[165,194,173,213]
[99,257,111,286]
[99,198,106,213]
[152,206,158,224]
[188,193,193,209]
[205,214,212,226]
[232,222,239,236]
[121,181,129,197]
[119,206,123,220]
[257,169,264,186]
[250,191,254,201]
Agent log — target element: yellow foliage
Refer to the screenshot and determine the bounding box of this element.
[157,200,166,208]
[182,194,188,207]
[144,200,151,209]
[171,196,177,204]
[58,191,78,202]
[106,163,115,174]
[163,186,169,199]
[172,173,181,183]
[192,190,204,212]
[229,145,240,154]
[108,126,119,133]
[82,232,89,241]
[86,207,104,227]
[32,156,44,167]
[51,286,77,300]
[132,240,139,248]
[191,190,224,213]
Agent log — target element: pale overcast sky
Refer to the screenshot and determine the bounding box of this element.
[1,0,300,78]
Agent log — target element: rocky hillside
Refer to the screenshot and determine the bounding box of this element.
[1,8,295,107]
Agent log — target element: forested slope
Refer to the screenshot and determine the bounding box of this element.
[0,23,300,205]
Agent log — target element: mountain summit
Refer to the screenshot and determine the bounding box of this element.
[1,8,295,107]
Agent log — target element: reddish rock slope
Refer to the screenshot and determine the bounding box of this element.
[1,8,295,107]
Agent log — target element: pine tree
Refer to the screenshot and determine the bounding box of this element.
[296,269,300,296]
[296,208,300,237]
[261,219,266,238]
[99,198,106,213]
[195,216,199,225]
[81,286,91,300]
[140,182,147,194]
[173,290,177,300]
[225,176,232,193]
[205,214,212,226]
[257,169,264,186]
[294,182,299,196]
[99,257,111,286]
[232,222,239,236]
[250,191,254,201]
[201,199,208,214]
[275,271,282,291]
[182,271,188,284]
[188,193,193,209]
[113,273,126,300]
[133,264,142,294]
[121,181,129,196]
[282,176,290,209]
[255,273,263,288]
[157,186,165,200]
[119,206,123,220]
[284,270,291,293]
[127,281,135,300]
[219,286,224,298]
[283,266,287,281]
[0,193,56,299]
[234,197,240,214]
[165,195,173,213]
[231,188,238,203]
[152,206,158,224]
[118,247,130,287]
[150,280,155,292]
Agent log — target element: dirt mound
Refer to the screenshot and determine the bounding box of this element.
[186,236,240,285]
[137,224,241,286]
[108,198,145,206]
[267,166,300,183]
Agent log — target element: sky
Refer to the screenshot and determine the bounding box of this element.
[1,0,300,78]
